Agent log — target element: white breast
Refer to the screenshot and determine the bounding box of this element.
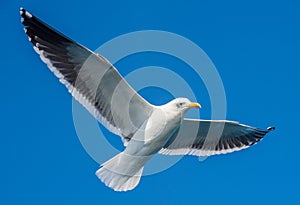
[125,107,182,156]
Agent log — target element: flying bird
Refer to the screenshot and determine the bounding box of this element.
[20,8,275,192]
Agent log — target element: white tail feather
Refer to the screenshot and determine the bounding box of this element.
[96,152,150,191]
[96,166,143,191]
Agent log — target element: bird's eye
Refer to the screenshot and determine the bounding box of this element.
[177,102,184,108]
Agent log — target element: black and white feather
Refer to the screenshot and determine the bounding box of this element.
[20,8,153,145]
[160,119,275,156]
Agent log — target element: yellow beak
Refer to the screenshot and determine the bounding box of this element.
[187,102,201,109]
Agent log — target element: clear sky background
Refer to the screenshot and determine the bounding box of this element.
[1,0,299,204]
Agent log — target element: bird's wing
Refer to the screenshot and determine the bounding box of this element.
[160,118,274,156]
[20,8,153,144]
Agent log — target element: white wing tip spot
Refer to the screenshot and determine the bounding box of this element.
[20,8,33,18]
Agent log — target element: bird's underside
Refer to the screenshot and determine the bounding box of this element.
[20,8,275,192]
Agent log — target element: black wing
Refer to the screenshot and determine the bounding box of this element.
[20,8,153,144]
[160,119,274,156]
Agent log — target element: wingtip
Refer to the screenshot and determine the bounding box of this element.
[20,7,25,15]
[267,126,275,131]
[20,7,32,18]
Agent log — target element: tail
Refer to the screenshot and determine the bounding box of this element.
[96,152,150,192]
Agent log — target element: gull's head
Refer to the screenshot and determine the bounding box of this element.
[165,98,201,113]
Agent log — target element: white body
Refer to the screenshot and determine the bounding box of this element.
[96,103,186,192]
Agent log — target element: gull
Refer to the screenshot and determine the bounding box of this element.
[20,8,275,192]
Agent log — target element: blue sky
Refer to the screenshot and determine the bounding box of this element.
[1,0,300,204]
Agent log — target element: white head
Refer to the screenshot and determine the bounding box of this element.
[163,98,201,114]
[152,98,201,133]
